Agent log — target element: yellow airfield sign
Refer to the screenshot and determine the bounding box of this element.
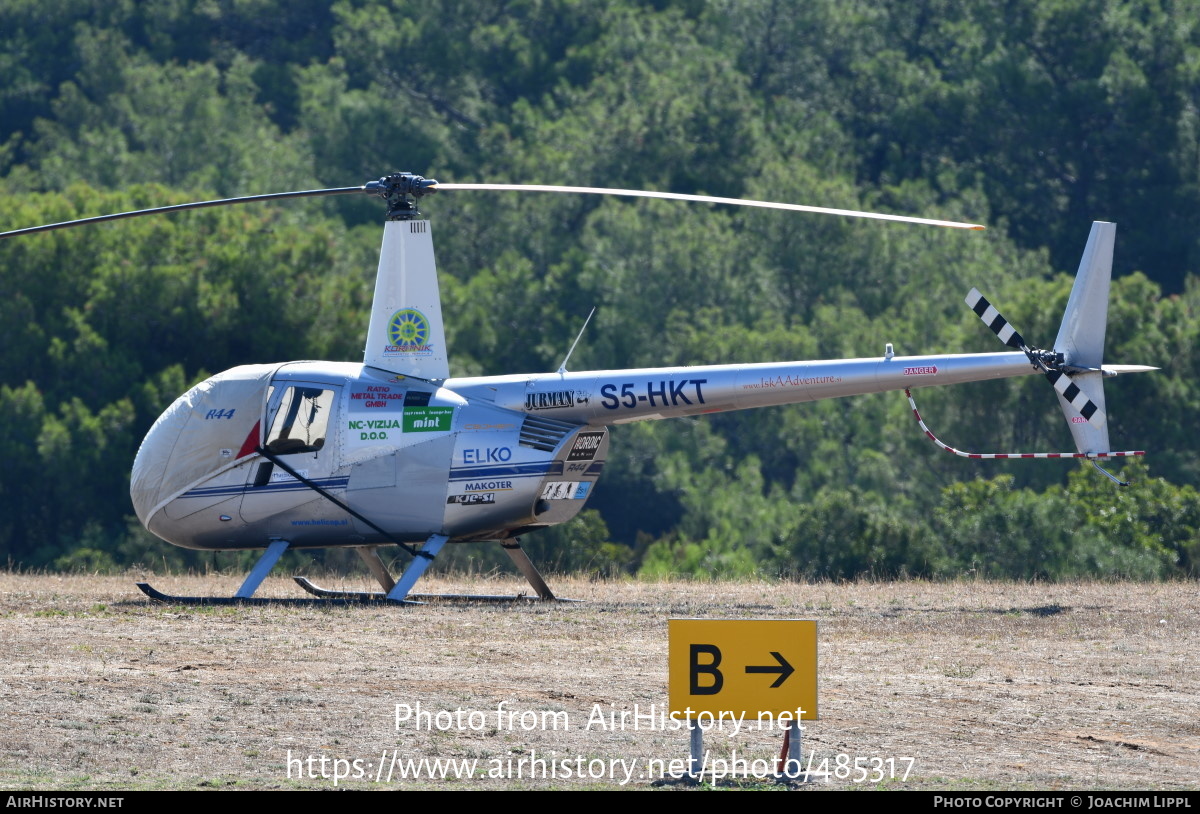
[668,619,817,721]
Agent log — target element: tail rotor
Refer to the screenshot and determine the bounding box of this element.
[965,287,1105,428]
[946,222,1157,485]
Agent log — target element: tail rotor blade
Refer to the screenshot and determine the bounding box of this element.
[965,288,1025,349]
[1046,369,1104,425]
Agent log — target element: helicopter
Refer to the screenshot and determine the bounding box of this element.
[0,173,1155,603]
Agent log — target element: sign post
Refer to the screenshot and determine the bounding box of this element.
[668,619,817,782]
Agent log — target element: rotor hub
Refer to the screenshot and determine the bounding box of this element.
[1026,347,1065,372]
[364,173,439,220]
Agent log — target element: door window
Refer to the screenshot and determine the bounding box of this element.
[264,387,335,455]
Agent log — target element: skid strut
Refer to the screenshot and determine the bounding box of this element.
[293,538,577,602]
[134,539,417,604]
[502,541,556,600]
[137,540,291,603]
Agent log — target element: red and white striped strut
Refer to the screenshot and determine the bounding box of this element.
[904,389,1144,460]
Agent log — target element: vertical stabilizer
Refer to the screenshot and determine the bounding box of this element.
[363,220,450,380]
[1055,222,1115,454]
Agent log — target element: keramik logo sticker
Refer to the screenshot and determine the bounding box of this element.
[385,308,435,356]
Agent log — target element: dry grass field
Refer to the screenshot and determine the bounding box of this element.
[0,572,1197,790]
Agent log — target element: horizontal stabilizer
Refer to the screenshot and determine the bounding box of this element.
[1101,364,1159,376]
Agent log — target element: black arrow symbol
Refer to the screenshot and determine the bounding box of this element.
[744,651,794,688]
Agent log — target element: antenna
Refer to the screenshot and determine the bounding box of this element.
[557,307,597,374]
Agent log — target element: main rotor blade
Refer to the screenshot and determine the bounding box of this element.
[0,186,366,239]
[432,183,986,230]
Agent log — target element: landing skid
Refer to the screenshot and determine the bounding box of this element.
[135,537,576,604]
[135,581,421,606]
[292,576,558,603]
[132,538,426,605]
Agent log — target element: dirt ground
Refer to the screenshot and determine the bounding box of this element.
[0,573,1196,791]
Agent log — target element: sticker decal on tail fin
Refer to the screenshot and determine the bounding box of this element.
[385,308,434,356]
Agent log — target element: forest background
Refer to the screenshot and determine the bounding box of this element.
[1,0,1197,580]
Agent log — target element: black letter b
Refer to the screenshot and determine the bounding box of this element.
[690,644,723,695]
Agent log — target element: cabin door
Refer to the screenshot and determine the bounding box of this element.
[240,382,343,525]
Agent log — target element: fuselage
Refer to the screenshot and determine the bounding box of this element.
[130,350,1036,551]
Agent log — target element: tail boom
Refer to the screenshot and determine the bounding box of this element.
[448,351,1039,425]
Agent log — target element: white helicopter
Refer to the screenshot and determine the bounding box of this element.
[0,173,1155,603]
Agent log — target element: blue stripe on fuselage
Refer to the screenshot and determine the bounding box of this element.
[180,476,350,500]
[448,461,562,481]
